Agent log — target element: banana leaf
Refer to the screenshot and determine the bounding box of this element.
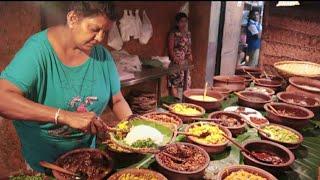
[109,116,176,154]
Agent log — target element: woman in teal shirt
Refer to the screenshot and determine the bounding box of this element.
[0,2,132,172]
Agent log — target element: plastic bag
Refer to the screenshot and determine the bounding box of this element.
[119,10,130,42]
[119,55,142,72]
[152,56,171,69]
[111,50,142,73]
[128,10,136,38]
[139,10,153,45]
[107,22,123,50]
[133,9,142,39]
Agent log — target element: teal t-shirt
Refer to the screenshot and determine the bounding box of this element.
[0,29,120,172]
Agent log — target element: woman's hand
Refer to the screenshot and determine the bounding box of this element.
[59,110,107,134]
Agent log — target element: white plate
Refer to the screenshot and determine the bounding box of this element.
[223,106,269,127]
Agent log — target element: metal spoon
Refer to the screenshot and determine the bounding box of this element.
[39,161,88,180]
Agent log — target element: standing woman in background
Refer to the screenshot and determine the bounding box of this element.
[246,9,262,67]
[167,12,193,100]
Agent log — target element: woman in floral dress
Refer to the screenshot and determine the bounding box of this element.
[168,12,192,99]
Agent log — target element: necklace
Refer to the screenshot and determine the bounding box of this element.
[58,58,96,112]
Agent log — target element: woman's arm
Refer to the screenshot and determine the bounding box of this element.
[110,91,132,121]
[0,79,102,133]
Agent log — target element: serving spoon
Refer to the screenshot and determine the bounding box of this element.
[203,82,208,101]
[250,124,272,137]
[267,104,281,116]
[234,92,249,100]
[162,103,173,111]
[242,68,257,80]
[221,134,273,164]
[176,131,211,138]
[39,161,88,180]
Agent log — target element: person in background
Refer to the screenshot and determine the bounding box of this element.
[245,9,262,67]
[0,1,132,173]
[238,27,248,65]
[167,12,192,100]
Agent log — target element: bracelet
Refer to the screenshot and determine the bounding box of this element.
[54,108,61,124]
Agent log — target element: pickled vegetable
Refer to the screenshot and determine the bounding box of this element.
[262,125,300,143]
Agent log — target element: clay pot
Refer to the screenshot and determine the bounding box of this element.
[217,165,277,180]
[143,112,183,129]
[235,66,262,78]
[108,168,167,180]
[286,77,320,100]
[213,75,246,92]
[210,87,232,99]
[237,91,273,110]
[245,86,275,96]
[254,78,283,92]
[168,103,206,123]
[239,74,254,87]
[264,103,314,130]
[52,148,113,180]
[184,122,232,154]
[258,123,303,150]
[277,91,320,113]
[208,111,246,137]
[183,89,224,112]
[155,142,210,180]
[242,140,295,176]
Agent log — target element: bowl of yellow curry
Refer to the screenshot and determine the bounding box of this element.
[184,122,232,154]
[167,103,205,123]
[217,165,277,180]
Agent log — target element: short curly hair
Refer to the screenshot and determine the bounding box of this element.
[68,1,116,20]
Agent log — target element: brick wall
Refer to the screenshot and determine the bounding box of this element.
[0,2,41,177]
[260,1,320,66]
